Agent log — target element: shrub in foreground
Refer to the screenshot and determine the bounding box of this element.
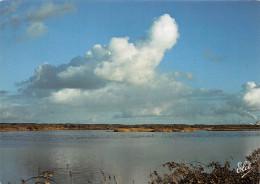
[149,148,260,184]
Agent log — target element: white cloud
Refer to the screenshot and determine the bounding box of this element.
[94,14,179,85]
[242,81,260,111]
[50,78,260,123]
[51,88,82,104]
[147,14,179,50]
[51,83,125,107]
[49,76,195,119]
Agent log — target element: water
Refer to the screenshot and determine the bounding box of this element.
[0,130,259,184]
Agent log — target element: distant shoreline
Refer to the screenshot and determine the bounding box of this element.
[0,123,260,132]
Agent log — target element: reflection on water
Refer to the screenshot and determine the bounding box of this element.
[0,130,259,184]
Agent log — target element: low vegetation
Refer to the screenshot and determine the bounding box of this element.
[149,148,260,184]
[1,123,260,132]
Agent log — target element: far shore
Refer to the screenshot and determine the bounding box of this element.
[0,123,259,132]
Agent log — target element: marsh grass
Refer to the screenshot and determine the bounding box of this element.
[18,165,73,184]
[21,170,56,184]
[149,148,260,184]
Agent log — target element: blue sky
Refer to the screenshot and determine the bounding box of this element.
[0,0,259,124]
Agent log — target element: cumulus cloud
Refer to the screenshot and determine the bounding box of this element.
[205,82,260,122]
[18,57,106,97]
[19,14,178,95]
[242,81,260,111]
[49,75,228,120]
[94,14,179,85]
[50,83,125,107]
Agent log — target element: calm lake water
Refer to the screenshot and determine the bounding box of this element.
[0,130,259,184]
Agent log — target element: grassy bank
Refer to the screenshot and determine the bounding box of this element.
[0,123,260,132]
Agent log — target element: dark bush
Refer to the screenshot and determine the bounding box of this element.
[149,148,260,184]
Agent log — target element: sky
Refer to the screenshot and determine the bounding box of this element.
[0,0,259,124]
